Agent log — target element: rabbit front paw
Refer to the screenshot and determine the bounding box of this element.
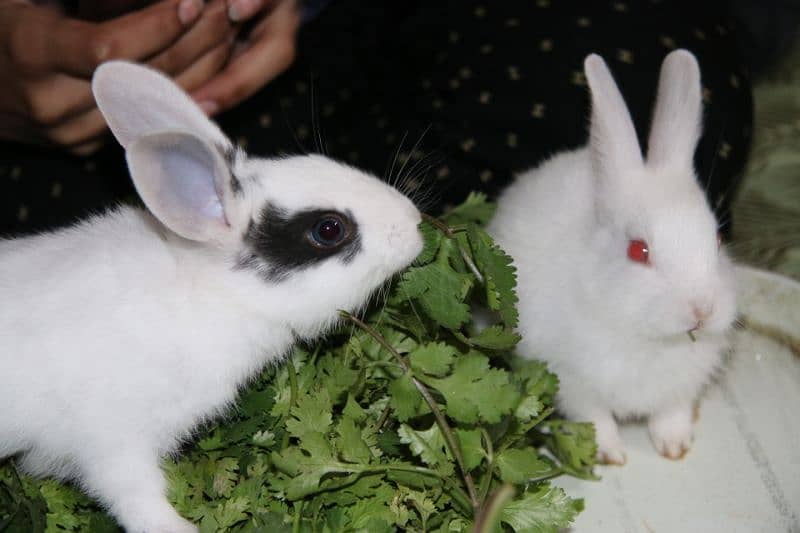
[648,404,694,460]
[592,414,627,465]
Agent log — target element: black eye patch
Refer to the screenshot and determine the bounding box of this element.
[239,203,361,281]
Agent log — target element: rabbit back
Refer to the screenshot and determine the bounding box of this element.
[0,207,293,474]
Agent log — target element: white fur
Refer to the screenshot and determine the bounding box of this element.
[488,50,737,464]
[0,62,422,532]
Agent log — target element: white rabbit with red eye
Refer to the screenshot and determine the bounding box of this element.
[488,50,737,465]
[0,62,423,532]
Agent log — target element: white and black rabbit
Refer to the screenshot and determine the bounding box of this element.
[488,50,737,465]
[0,62,423,532]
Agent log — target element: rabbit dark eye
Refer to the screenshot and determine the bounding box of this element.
[627,239,650,264]
[311,216,346,247]
[243,204,361,282]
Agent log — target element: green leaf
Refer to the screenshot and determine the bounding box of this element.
[514,395,544,422]
[455,428,484,471]
[417,221,444,264]
[252,430,276,449]
[297,431,335,461]
[238,387,276,418]
[499,485,582,533]
[342,395,367,423]
[254,511,293,532]
[285,389,333,440]
[336,416,373,464]
[316,354,360,403]
[468,325,521,351]
[428,353,520,424]
[196,430,225,451]
[442,192,496,225]
[389,374,422,422]
[542,421,598,479]
[397,424,454,476]
[409,342,457,377]
[376,431,404,457]
[210,458,239,498]
[398,263,473,329]
[346,486,396,531]
[284,470,329,501]
[212,496,250,529]
[467,225,518,327]
[402,488,438,527]
[385,468,442,491]
[512,359,559,405]
[495,449,552,484]
[271,453,354,500]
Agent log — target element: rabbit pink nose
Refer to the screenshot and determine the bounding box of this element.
[691,303,712,324]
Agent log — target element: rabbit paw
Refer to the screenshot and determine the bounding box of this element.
[592,415,627,465]
[648,405,693,460]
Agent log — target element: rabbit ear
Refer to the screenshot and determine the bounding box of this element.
[92,61,230,151]
[646,49,702,170]
[127,131,238,242]
[93,61,243,242]
[584,54,644,179]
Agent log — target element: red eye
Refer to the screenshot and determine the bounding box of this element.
[627,239,650,264]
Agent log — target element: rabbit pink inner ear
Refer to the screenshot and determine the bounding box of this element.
[646,49,703,171]
[584,54,644,177]
[127,131,234,242]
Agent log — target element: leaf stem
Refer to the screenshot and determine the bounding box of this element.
[527,468,566,483]
[495,406,555,454]
[340,310,481,516]
[478,427,495,503]
[359,463,441,477]
[376,402,393,431]
[473,483,515,533]
[421,212,453,236]
[281,360,301,450]
[316,461,473,516]
[341,311,411,370]
[411,377,480,511]
[292,500,304,533]
[287,359,299,410]
[421,213,484,284]
[365,360,406,372]
[375,464,473,517]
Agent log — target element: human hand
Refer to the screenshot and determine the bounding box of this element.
[0,0,239,155]
[191,0,300,115]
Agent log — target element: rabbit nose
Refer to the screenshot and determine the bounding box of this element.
[691,303,712,324]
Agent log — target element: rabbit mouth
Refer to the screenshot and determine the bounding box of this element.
[686,317,707,341]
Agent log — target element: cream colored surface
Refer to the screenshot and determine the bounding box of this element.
[556,266,800,532]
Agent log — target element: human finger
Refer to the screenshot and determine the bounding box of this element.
[44,107,108,147]
[227,0,273,22]
[148,0,235,76]
[68,138,108,156]
[48,0,204,77]
[174,37,236,96]
[191,0,299,113]
[23,76,96,126]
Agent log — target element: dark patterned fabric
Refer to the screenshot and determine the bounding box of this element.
[0,0,753,237]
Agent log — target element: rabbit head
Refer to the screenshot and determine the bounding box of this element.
[92,62,423,335]
[582,50,736,339]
